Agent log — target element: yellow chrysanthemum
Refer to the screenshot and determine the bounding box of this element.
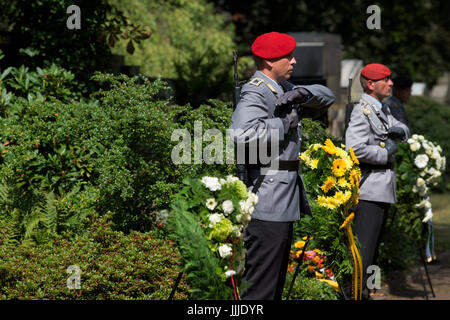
[322,139,336,155]
[333,191,345,205]
[332,158,347,177]
[311,144,321,151]
[337,177,350,188]
[349,147,359,165]
[316,195,338,210]
[349,169,360,187]
[335,148,353,170]
[310,159,319,169]
[343,190,352,203]
[321,176,336,193]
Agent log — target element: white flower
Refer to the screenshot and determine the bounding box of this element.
[218,244,233,259]
[426,172,441,185]
[416,177,426,187]
[206,198,217,210]
[427,167,437,176]
[226,175,239,183]
[410,142,421,152]
[418,135,425,141]
[222,200,234,215]
[414,154,429,169]
[418,186,428,197]
[239,200,255,215]
[416,199,431,210]
[225,269,236,278]
[201,176,222,191]
[208,213,223,227]
[247,192,259,205]
[436,145,442,153]
[412,134,419,140]
[431,150,440,160]
[231,226,241,238]
[422,210,433,223]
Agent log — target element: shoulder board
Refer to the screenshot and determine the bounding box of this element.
[249,77,277,94]
[249,77,264,86]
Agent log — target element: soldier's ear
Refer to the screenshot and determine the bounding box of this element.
[264,59,274,70]
[367,80,376,91]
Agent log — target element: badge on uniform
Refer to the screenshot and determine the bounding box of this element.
[380,141,385,148]
[363,107,371,115]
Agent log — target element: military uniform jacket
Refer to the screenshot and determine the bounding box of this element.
[345,93,410,204]
[229,71,335,222]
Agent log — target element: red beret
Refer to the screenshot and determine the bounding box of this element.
[251,32,297,59]
[361,63,391,81]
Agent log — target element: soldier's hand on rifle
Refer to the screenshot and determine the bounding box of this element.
[275,87,310,108]
[387,126,406,141]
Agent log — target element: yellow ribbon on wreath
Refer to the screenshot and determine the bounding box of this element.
[340,212,363,300]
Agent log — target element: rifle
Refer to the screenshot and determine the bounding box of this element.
[233,50,248,186]
[343,78,353,144]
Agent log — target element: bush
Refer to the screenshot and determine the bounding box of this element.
[0,213,190,299]
[1,67,236,238]
[283,272,341,300]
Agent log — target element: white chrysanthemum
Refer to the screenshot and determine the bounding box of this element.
[437,145,443,153]
[208,213,223,227]
[218,244,233,259]
[247,192,258,205]
[231,226,241,238]
[201,176,222,191]
[206,198,217,210]
[418,186,428,197]
[239,200,254,215]
[426,172,441,185]
[414,154,429,169]
[416,199,431,209]
[222,200,234,215]
[416,177,426,187]
[417,135,425,141]
[410,142,421,152]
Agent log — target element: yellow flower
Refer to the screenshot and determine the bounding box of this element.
[337,177,350,188]
[349,147,359,165]
[349,169,360,187]
[332,158,347,177]
[317,195,338,210]
[333,191,345,205]
[310,159,319,169]
[321,176,336,193]
[343,190,352,203]
[322,139,336,155]
[311,144,321,151]
[294,240,306,249]
[335,147,353,170]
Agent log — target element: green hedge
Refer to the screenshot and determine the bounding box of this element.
[0,214,190,299]
[1,67,234,240]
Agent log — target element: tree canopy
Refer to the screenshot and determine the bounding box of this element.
[210,0,450,86]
